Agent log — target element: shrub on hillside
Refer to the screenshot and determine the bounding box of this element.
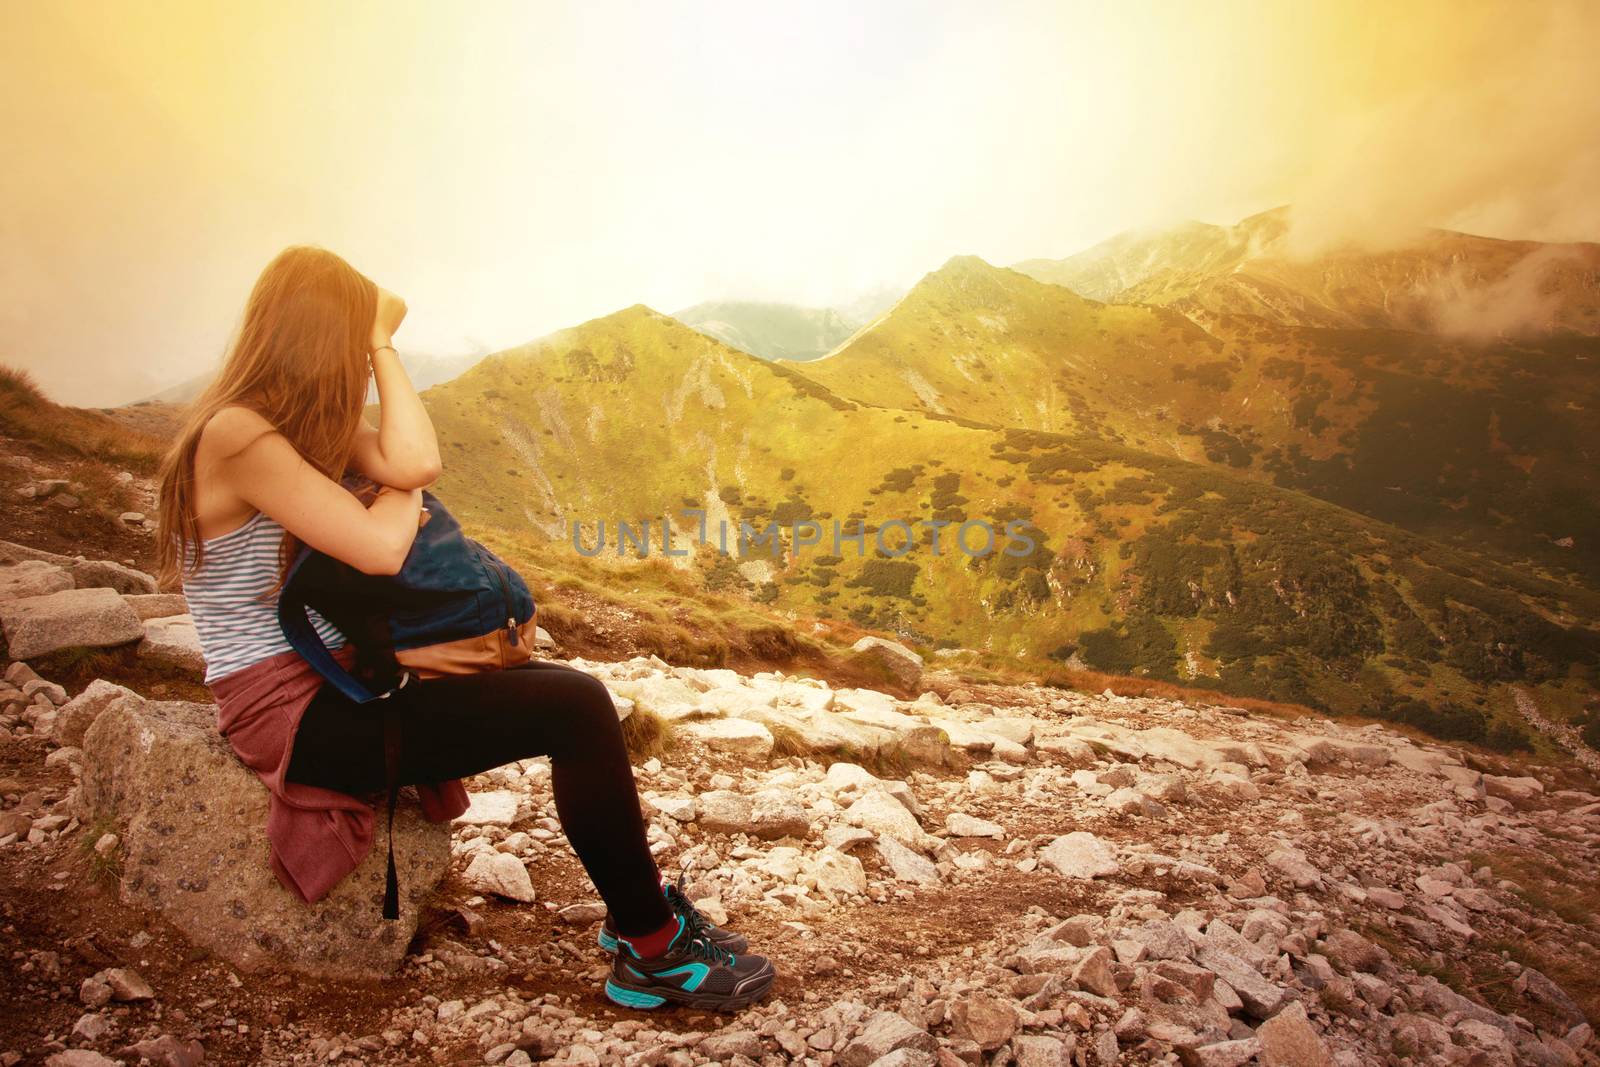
[1384,699,1486,744]
[1483,720,1534,754]
[1078,613,1177,680]
[845,559,919,600]
[1582,716,1600,751]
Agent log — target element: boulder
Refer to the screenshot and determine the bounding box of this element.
[1012,1035,1074,1067]
[1255,1000,1334,1066]
[0,586,144,659]
[803,847,868,899]
[849,636,924,688]
[824,762,920,815]
[679,717,775,757]
[696,788,811,840]
[136,614,206,674]
[1483,775,1544,805]
[875,835,939,885]
[647,795,697,821]
[838,1011,937,1067]
[945,812,1004,838]
[843,789,929,849]
[69,559,159,595]
[452,790,520,827]
[948,993,1019,1050]
[462,851,536,902]
[76,690,451,978]
[0,559,73,601]
[122,593,190,620]
[45,1052,122,1067]
[1195,947,1289,1019]
[52,679,142,748]
[1039,832,1120,879]
[1178,1039,1262,1067]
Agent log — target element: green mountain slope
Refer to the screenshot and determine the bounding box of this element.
[420,305,1599,725]
[672,300,862,362]
[795,256,1600,586]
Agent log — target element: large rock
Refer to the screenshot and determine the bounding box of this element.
[462,850,535,902]
[0,559,73,601]
[123,592,190,620]
[948,993,1020,1050]
[696,788,812,840]
[838,1011,937,1067]
[52,679,142,747]
[136,614,206,673]
[69,559,159,595]
[452,790,520,827]
[0,586,145,659]
[76,690,451,978]
[1255,1000,1334,1066]
[849,636,924,688]
[1484,775,1544,805]
[843,789,929,849]
[1039,832,1120,879]
[679,717,775,757]
[875,835,939,885]
[803,847,868,899]
[1196,947,1289,1019]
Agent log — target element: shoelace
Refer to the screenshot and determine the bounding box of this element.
[680,929,736,967]
[665,874,714,940]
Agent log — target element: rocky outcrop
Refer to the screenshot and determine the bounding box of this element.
[0,559,74,601]
[134,614,205,673]
[0,548,192,674]
[74,690,451,978]
[849,636,924,688]
[0,586,145,659]
[2,576,1596,1065]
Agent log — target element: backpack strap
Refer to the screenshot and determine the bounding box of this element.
[277,540,412,919]
[382,698,403,921]
[277,544,381,704]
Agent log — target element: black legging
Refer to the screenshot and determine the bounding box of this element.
[284,659,672,936]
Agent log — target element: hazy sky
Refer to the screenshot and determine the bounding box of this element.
[4,0,1598,406]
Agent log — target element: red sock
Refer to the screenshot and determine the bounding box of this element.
[623,913,680,959]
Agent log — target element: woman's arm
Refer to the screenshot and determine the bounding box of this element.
[351,288,442,489]
[206,406,423,575]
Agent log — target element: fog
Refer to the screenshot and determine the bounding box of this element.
[3,1,1595,406]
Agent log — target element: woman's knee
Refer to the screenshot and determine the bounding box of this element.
[502,667,620,746]
[566,671,621,729]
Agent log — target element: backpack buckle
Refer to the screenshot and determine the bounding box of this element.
[375,668,413,700]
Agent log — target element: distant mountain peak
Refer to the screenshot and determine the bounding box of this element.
[935,253,996,273]
[670,299,863,363]
[1012,207,1600,337]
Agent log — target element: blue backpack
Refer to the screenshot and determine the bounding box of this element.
[277,473,538,918]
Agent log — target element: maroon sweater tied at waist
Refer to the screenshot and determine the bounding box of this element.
[208,642,470,904]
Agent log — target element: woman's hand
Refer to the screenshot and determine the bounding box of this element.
[371,286,408,351]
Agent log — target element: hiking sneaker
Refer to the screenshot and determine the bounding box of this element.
[597,872,749,956]
[604,912,776,1012]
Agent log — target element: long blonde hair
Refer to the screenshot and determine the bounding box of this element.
[155,245,377,598]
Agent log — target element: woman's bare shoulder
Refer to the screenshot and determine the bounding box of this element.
[199,405,278,462]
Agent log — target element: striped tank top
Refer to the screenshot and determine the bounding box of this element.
[181,510,348,684]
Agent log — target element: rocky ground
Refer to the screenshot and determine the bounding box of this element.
[0,442,1597,1066]
[3,562,1600,1066]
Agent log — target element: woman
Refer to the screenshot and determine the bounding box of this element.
[154,246,775,1012]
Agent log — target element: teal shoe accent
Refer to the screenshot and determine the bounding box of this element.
[597,927,619,953]
[652,960,712,992]
[604,979,667,1010]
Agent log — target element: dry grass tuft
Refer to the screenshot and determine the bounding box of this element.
[0,362,165,471]
[620,706,675,762]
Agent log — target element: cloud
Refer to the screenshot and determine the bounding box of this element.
[1420,245,1586,341]
[1286,3,1600,256]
